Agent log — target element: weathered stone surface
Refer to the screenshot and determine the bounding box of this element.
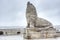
[23,27,57,39]
[25,1,60,39]
[26,2,53,28]
[26,2,37,28]
[35,17,53,28]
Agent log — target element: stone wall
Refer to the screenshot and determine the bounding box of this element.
[23,28,57,39]
[0,28,21,35]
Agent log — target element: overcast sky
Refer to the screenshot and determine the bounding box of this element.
[0,0,60,28]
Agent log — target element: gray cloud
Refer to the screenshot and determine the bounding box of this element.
[0,0,60,27]
[0,0,27,26]
[36,0,60,25]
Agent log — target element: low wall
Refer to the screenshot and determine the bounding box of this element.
[0,28,21,35]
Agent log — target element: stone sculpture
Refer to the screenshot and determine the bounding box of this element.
[26,2,37,28]
[26,2,53,28]
[24,1,60,39]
